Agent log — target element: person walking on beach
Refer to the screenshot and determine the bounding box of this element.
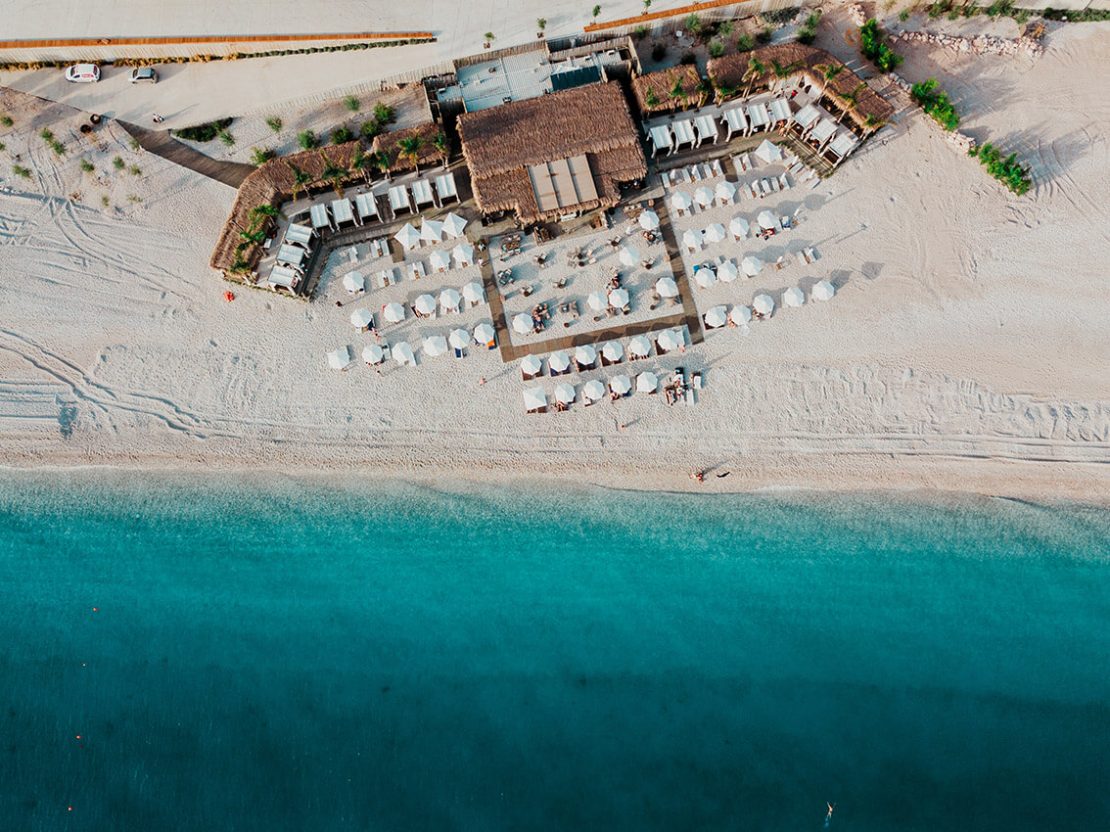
[151,114,164,124]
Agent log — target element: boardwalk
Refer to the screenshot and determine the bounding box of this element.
[119,122,255,188]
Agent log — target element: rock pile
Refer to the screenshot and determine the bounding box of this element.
[891,30,1044,58]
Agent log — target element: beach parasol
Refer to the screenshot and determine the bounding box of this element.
[349,308,373,329]
[522,386,547,413]
[753,293,775,315]
[414,293,437,316]
[657,328,683,352]
[548,350,571,373]
[453,241,475,266]
[394,222,420,251]
[512,313,534,335]
[636,371,659,393]
[812,280,836,301]
[618,245,639,267]
[608,288,630,309]
[521,354,544,377]
[423,334,449,357]
[730,305,752,325]
[655,276,679,298]
[342,271,365,293]
[628,335,652,358]
[439,287,462,312]
[392,341,416,365]
[587,290,607,311]
[783,286,806,307]
[601,341,624,363]
[670,191,693,212]
[582,379,606,403]
[754,138,783,164]
[429,249,451,272]
[462,280,485,304]
[638,209,660,231]
[741,255,764,277]
[442,212,468,238]
[704,305,728,329]
[574,344,598,368]
[326,346,351,370]
[682,229,702,251]
[448,328,470,350]
[717,260,739,283]
[694,265,717,289]
[757,209,777,231]
[715,180,737,204]
[729,216,750,239]
[694,185,714,207]
[382,302,406,323]
[361,343,384,364]
[610,374,632,396]
[473,322,495,345]
[704,223,726,244]
[420,218,444,243]
[554,382,576,405]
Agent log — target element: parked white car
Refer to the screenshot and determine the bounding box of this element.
[64,64,100,83]
[129,67,158,84]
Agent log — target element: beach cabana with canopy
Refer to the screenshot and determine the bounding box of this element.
[423,335,449,357]
[601,341,624,364]
[812,279,836,301]
[362,343,385,364]
[442,212,468,238]
[429,249,451,272]
[768,97,792,126]
[453,242,475,267]
[757,210,778,232]
[388,184,412,215]
[670,191,693,213]
[717,260,739,283]
[809,119,838,148]
[655,276,679,298]
[523,387,547,413]
[747,103,771,133]
[462,281,485,305]
[549,350,571,374]
[671,119,696,148]
[753,293,775,316]
[382,302,406,323]
[394,222,420,251]
[783,286,806,307]
[434,171,459,204]
[587,291,607,312]
[285,223,315,247]
[694,114,719,146]
[639,209,660,231]
[512,313,534,335]
[610,374,632,396]
[521,354,544,378]
[342,271,365,294]
[411,179,435,208]
[722,106,748,140]
[310,203,332,231]
[657,328,684,353]
[682,229,702,252]
[741,255,764,277]
[439,287,462,313]
[331,198,357,227]
[392,341,416,365]
[582,380,606,403]
[473,322,496,346]
[628,335,652,359]
[267,266,299,292]
[618,245,639,267]
[694,186,714,207]
[574,344,598,369]
[350,308,374,329]
[277,244,306,271]
[326,345,352,370]
[730,216,750,239]
[649,125,673,156]
[704,223,726,244]
[694,266,718,289]
[730,305,752,325]
[754,138,782,164]
[826,131,860,166]
[448,328,471,350]
[420,219,444,243]
[414,293,437,316]
[715,180,737,204]
[636,371,659,393]
[704,305,728,329]
[792,103,821,134]
[354,193,378,222]
[554,382,576,405]
[608,288,630,309]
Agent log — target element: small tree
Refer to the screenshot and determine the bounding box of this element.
[685,13,702,37]
[816,62,844,101]
[432,131,448,161]
[642,0,652,13]
[737,33,755,52]
[373,151,392,178]
[537,18,547,35]
[836,82,866,124]
[669,78,687,111]
[484,31,495,46]
[288,163,313,202]
[742,57,766,98]
[645,88,659,109]
[398,135,423,171]
[320,156,349,198]
[708,39,725,59]
[351,146,373,183]
[592,5,602,22]
[696,76,714,107]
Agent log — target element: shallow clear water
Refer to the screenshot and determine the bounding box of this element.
[0,472,1107,831]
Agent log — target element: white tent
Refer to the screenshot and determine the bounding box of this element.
[383,302,406,323]
[354,193,378,221]
[442,212,468,238]
[608,288,630,309]
[414,293,437,316]
[610,374,632,396]
[638,210,660,231]
[587,290,607,312]
[331,198,355,226]
[694,266,718,289]
[601,341,624,363]
[549,350,571,373]
[704,305,728,328]
[715,180,737,204]
[582,379,606,403]
[392,341,416,365]
[655,277,679,298]
[670,191,693,212]
[657,328,683,352]
[522,386,547,413]
[574,344,598,368]
[812,279,836,301]
[757,209,777,231]
[512,312,534,335]
[310,203,331,230]
[704,223,726,244]
[394,222,420,251]
[753,293,775,315]
[783,286,806,307]
[342,271,365,293]
[649,124,673,154]
[694,186,714,207]
[326,346,351,370]
[671,119,696,146]
[439,287,462,312]
[628,335,652,358]
[388,185,412,215]
[362,343,385,364]
[429,250,451,272]
[717,260,739,283]
[462,280,485,305]
[453,241,475,267]
[420,219,444,243]
[682,229,702,251]
[792,103,821,131]
[554,382,576,404]
[729,216,750,239]
[267,265,299,290]
[411,179,434,207]
[434,171,459,203]
[423,334,449,357]
[741,255,764,277]
[618,245,639,267]
[730,305,752,325]
[521,354,544,377]
[754,138,783,164]
[448,328,470,350]
[473,322,496,345]
[636,371,659,393]
[285,222,315,247]
[809,118,837,146]
[350,308,374,329]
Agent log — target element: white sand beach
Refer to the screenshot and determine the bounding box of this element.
[0,14,1108,501]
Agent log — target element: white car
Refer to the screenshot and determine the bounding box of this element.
[65,64,100,83]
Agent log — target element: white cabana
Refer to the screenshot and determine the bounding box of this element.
[610,374,632,396]
[453,242,475,267]
[423,335,449,357]
[704,223,726,244]
[826,131,860,163]
[741,255,764,277]
[448,328,471,350]
[636,371,659,393]
[723,106,748,139]
[326,346,352,370]
[420,218,444,243]
[521,354,544,377]
[362,343,385,364]
[747,102,771,132]
[768,97,792,124]
[285,223,315,247]
[657,328,684,352]
[754,139,782,165]
[655,276,679,298]
[682,229,702,251]
[649,124,673,155]
[704,305,728,329]
[717,260,739,283]
[618,245,639,267]
[549,350,571,374]
[574,344,598,368]
[434,171,459,204]
[354,193,378,221]
[268,265,301,292]
[473,322,496,345]
[462,280,485,305]
[411,179,435,207]
[753,293,775,315]
[783,286,806,307]
[512,313,534,335]
[694,114,719,146]
[601,341,624,363]
[730,216,750,239]
[439,287,462,312]
[388,184,412,215]
[392,341,416,365]
[670,191,693,213]
[350,308,374,329]
[757,209,778,232]
[414,293,437,316]
[429,249,451,272]
[331,198,356,226]
[638,209,660,231]
[310,203,331,230]
[587,291,607,312]
[442,212,468,238]
[693,265,718,289]
[730,305,752,325]
[277,244,306,270]
[812,279,836,301]
[608,288,630,309]
[671,119,696,147]
[554,382,576,405]
[715,180,737,204]
[628,335,652,358]
[793,103,821,132]
[694,186,714,207]
[582,379,606,403]
[394,222,420,251]
[382,302,406,323]
[342,271,365,294]
[809,118,838,147]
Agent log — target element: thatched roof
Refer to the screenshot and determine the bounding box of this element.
[631,65,703,115]
[707,44,894,129]
[370,121,446,174]
[457,81,646,224]
[210,142,365,273]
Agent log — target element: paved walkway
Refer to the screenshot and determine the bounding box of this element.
[119,122,255,188]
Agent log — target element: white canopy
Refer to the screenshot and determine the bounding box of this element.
[388,184,411,213]
[730,216,750,238]
[453,242,475,266]
[694,186,714,207]
[350,308,373,328]
[694,114,718,145]
[783,286,806,307]
[383,302,406,323]
[411,179,434,206]
[657,328,683,352]
[757,209,777,231]
[549,350,571,373]
[429,249,451,271]
[601,341,624,363]
[694,266,717,289]
[394,222,420,250]
[753,293,775,315]
[354,193,378,220]
[649,124,673,152]
[326,346,351,370]
[574,344,598,367]
[793,103,821,130]
[448,328,470,350]
[512,312,534,335]
[723,106,747,133]
[277,244,305,269]
[434,171,458,202]
[309,203,331,230]
[704,223,726,243]
[715,180,737,203]
[682,229,702,251]
[636,371,659,393]
[812,279,836,301]
[754,138,782,164]
[638,209,660,231]
[670,191,693,212]
[610,374,632,395]
[730,305,752,325]
[420,219,444,243]
[268,265,299,289]
[442,211,468,238]
[523,387,547,413]
[362,343,385,364]
[331,198,354,225]
[285,223,314,246]
[342,271,365,293]
[423,335,449,357]
[671,119,696,146]
[554,382,576,404]
[810,118,838,145]
[462,280,485,304]
[628,335,652,358]
[392,341,416,365]
[582,379,606,402]
[439,287,462,312]
[473,322,496,345]
[414,293,437,316]
[704,305,728,328]
[655,276,679,298]
[741,255,764,277]
[521,354,544,376]
[769,97,792,123]
[827,131,860,160]
[587,290,607,312]
[747,102,771,130]
[618,245,639,267]
[717,260,739,283]
[608,288,630,308]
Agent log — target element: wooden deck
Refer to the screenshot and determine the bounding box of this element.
[119,122,255,188]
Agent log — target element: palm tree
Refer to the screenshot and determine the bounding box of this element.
[742,57,766,99]
[770,59,801,93]
[668,77,687,111]
[862,113,883,133]
[836,82,866,125]
[537,18,546,37]
[432,131,448,162]
[696,76,714,108]
[483,31,495,48]
[398,136,423,172]
[642,0,652,13]
[645,88,659,110]
[592,5,602,23]
[288,163,313,202]
[320,153,349,198]
[816,62,844,101]
[350,146,373,183]
[373,151,392,180]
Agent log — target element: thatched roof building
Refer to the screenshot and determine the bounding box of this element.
[210,142,365,274]
[370,121,447,174]
[631,64,703,115]
[707,44,894,130]
[457,81,646,224]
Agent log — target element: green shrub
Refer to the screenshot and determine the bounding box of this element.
[218,129,235,147]
[986,0,1014,16]
[331,126,354,144]
[911,78,959,131]
[297,130,318,150]
[708,39,726,58]
[112,156,125,170]
[899,8,911,21]
[250,146,275,166]
[79,158,95,173]
[718,21,733,37]
[737,33,755,52]
[969,142,1031,195]
[684,13,703,35]
[0,114,13,127]
[13,164,31,178]
[360,120,382,140]
[755,26,773,44]
[265,116,283,132]
[0,141,5,151]
[129,165,142,176]
[173,117,233,142]
[632,25,649,40]
[372,103,395,125]
[343,95,361,112]
[859,19,903,72]
[100,194,110,208]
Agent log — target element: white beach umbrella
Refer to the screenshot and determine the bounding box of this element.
[717,260,739,283]
[730,305,752,325]
[522,386,547,413]
[574,344,598,368]
[655,276,679,298]
[715,180,737,204]
[618,245,639,267]
[636,371,659,393]
[414,293,437,316]
[342,271,365,293]
[423,334,449,357]
[554,382,576,404]
[442,211,468,238]
[429,249,451,272]
[704,305,728,329]
[812,279,836,301]
[741,255,764,277]
[694,185,714,207]
[753,293,775,316]
[448,328,470,350]
[755,138,783,164]
[439,287,462,312]
[757,209,777,231]
[473,322,496,345]
[693,265,717,289]
[587,290,607,311]
[453,241,475,266]
[521,354,544,377]
[383,302,406,323]
[512,312,534,335]
[682,229,702,251]
[549,350,571,373]
[601,341,624,363]
[783,286,806,307]
[462,280,485,304]
[326,346,351,370]
[608,287,630,309]
[582,379,606,403]
[610,374,632,396]
[638,209,660,231]
[349,308,373,329]
[392,341,416,365]
[704,223,726,244]
[362,343,385,364]
[729,216,750,239]
[657,328,683,352]
[394,222,420,251]
[670,191,692,212]
[628,335,652,359]
[420,218,444,243]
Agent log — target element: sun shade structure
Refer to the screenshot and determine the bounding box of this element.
[554,382,576,404]
[462,281,485,304]
[730,305,752,325]
[587,290,607,311]
[310,203,331,230]
[783,286,806,307]
[392,341,416,365]
[354,193,378,221]
[694,114,719,145]
[793,103,821,131]
[439,288,462,312]
[601,341,624,363]
[549,350,571,373]
[342,271,365,293]
[285,223,314,247]
[268,266,299,290]
[648,124,673,155]
[326,346,351,370]
[704,223,726,244]
[636,371,659,393]
[628,335,652,358]
[704,305,728,328]
[812,279,836,301]
[694,266,718,289]
[715,180,737,203]
[769,97,792,124]
[521,354,544,377]
[682,229,702,251]
[350,308,374,328]
[717,260,739,283]
[610,374,632,395]
[618,245,639,267]
[331,198,355,225]
[671,119,696,147]
[420,219,445,243]
[414,293,437,316]
[826,131,860,162]
[809,118,838,147]
[442,212,468,238]
[754,138,782,164]
[741,256,764,277]
[411,179,435,207]
[757,210,777,231]
[523,386,547,413]
[473,322,496,345]
[638,210,660,230]
[694,186,714,207]
[429,249,451,272]
[383,302,406,323]
[608,288,630,308]
[730,216,750,238]
[394,222,420,251]
[434,171,459,203]
[670,191,693,212]
[423,335,449,357]
[575,344,598,367]
[723,106,747,137]
[362,343,385,364]
[512,313,534,335]
[655,277,679,298]
[277,244,306,270]
[747,102,771,131]
[453,242,475,267]
[448,328,471,350]
[753,293,775,315]
[458,82,646,224]
[582,380,606,403]
[657,328,684,352]
[388,185,412,215]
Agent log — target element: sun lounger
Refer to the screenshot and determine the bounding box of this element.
[778,172,792,190]
[710,159,724,177]
[769,177,780,193]
[795,251,808,267]
[805,247,818,262]
[378,267,396,288]
[410,261,426,281]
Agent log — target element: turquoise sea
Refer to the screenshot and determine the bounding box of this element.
[0,472,1107,831]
